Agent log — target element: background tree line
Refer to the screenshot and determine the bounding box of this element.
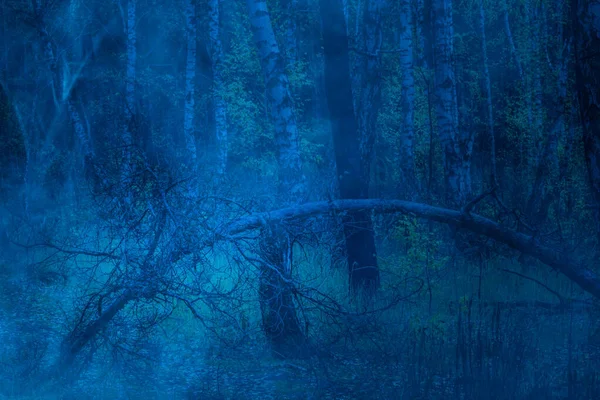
[0,0,599,398]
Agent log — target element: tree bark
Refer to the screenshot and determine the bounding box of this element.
[501,0,523,80]
[478,0,496,186]
[183,0,198,171]
[247,0,303,199]
[432,0,472,207]
[319,0,380,294]
[60,290,136,368]
[208,0,228,176]
[398,0,417,196]
[573,0,600,242]
[284,0,298,66]
[31,2,93,179]
[356,0,385,189]
[525,1,569,223]
[414,0,427,67]
[247,0,306,358]
[122,0,137,199]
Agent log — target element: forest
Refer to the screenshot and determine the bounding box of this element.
[0,0,599,398]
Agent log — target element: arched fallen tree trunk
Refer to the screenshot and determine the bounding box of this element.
[57,198,600,369]
[224,199,600,300]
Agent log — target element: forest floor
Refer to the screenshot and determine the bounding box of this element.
[184,352,411,400]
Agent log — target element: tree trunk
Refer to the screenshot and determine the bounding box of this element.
[319,0,379,294]
[32,3,92,177]
[122,0,136,199]
[357,0,384,191]
[284,0,298,66]
[501,0,523,80]
[432,0,472,207]
[573,0,600,242]
[225,199,600,301]
[183,0,198,172]
[415,0,427,66]
[246,0,306,358]
[478,0,496,186]
[342,0,350,34]
[398,0,417,196]
[60,290,136,368]
[526,1,570,225]
[257,223,305,358]
[247,0,303,199]
[208,0,228,176]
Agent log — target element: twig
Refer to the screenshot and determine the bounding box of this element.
[499,268,564,303]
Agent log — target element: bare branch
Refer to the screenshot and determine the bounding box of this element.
[499,268,564,303]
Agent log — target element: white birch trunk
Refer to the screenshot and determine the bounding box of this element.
[478,0,496,186]
[33,3,92,162]
[183,0,197,170]
[208,0,228,177]
[247,0,304,201]
[342,0,350,33]
[357,0,384,193]
[122,0,136,194]
[501,0,523,80]
[284,0,298,66]
[415,0,426,66]
[246,0,306,357]
[432,0,472,206]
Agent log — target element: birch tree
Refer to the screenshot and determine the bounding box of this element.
[525,0,570,223]
[183,0,198,172]
[37,2,89,147]
[573,0,600,242]
[122,0,137,200]
[208,0,228,176]
[398,0,416,195]
[246,0,306,357]
[501,0,523,80]
[356,0,385,190]
[283,0,298,66]
[432,0,473,206]
[478,0,496,187]
[28,1,93,181]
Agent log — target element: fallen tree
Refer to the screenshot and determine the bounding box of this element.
[224,199,600,300]
[60,290,136,367]
[54,197,600,369]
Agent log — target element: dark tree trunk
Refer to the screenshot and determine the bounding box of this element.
[398,0,417,196]
[257,223,306,358]
[432,0,473,208]
[573,0,600,243]
[319,0,379,295]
